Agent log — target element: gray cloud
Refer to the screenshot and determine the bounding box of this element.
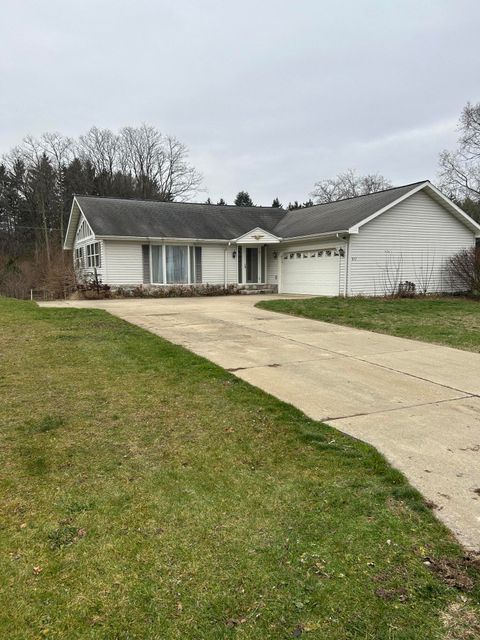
[1,0,479,204]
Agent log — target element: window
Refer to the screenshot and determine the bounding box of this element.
[150,245,202,284]
[166,245,188,284]
[151,245,163,283]
[74,247,84,269]
[192,246,202,283]
[76,219,91,241]
[86,242,101,268]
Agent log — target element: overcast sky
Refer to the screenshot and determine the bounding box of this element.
[1,0,479,205]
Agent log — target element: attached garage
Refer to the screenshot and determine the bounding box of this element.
[280,246,342,295]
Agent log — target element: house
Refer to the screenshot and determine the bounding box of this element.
[63,180,480,296]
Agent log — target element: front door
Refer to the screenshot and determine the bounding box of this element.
[237,246,265,284]
[246,247,259,283]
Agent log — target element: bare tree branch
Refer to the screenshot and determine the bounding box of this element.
[310,169,392,204]
[438,102,480,204]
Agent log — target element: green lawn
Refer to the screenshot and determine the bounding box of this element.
[257,296,480,353]
[1,298,479,639]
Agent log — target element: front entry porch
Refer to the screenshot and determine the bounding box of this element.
[237,245,267,285]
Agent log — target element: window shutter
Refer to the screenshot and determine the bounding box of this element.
[142,245,151,284]
[195,246,202,283]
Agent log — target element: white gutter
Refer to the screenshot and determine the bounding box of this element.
[96,235,231,244]
[280,230,350,242]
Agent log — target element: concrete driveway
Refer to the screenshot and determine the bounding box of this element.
[41,295,480,550]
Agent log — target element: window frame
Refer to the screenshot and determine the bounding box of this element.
[150,244,202,285]
[74,246,84,269]
[85,242,101,268]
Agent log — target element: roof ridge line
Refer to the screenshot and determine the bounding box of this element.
[74,194,280,210]
[307,180,430,208]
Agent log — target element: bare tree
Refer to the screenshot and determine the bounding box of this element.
[119,125,202,200]
[439,102,480,202]
[39,132,74,168]
[77,126,120,178]
[156,135,203,201]
[311,169,392,204]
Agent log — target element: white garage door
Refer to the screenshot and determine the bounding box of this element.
[280,247,340,295]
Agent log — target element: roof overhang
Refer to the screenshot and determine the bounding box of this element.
[281,230,349,242]
[348,181,480,236]
[96,235,230,244]
[63,196,86,250]
[232,227,281,244]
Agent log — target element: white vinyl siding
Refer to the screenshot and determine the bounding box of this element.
[348,191,476,296]
[103,241,143,285]
[226,247,238,284]
[266,246,279,285]
[201,245,226,285]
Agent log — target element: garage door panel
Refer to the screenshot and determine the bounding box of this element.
[281,248,340,295]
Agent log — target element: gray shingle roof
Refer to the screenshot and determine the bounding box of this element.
[272,182,426,237]
[73,182,428,243]
[75,197,285,240]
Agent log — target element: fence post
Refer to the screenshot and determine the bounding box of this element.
[30,289,33,301]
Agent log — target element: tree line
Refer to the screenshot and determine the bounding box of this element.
[0,125,202,263]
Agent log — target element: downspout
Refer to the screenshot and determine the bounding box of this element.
[344,236,350,297]
[336,233,349,297]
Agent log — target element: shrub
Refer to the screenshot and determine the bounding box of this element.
[111,284,240,298]
[76,269,111,299]
[397,281,416,298]
[0,250,76,300]
[446,247,480,296]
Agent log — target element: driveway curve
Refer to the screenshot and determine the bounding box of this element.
[41,295,480,550]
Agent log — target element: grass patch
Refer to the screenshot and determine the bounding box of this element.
[28,415,65,433]
[0,297,479,638]
[257,296,480,352]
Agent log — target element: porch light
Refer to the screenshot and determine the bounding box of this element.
[273,251,278,259]
[232,250,237,259]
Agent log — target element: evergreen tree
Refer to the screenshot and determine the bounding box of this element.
[288,199,314,211]
[234,191,254,207]
[217,198,226,205]
[271,197,282,208]
[205,197,212,204]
